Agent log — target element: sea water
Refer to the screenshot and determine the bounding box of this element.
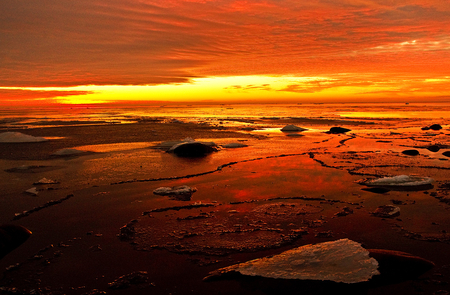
[1,102,450,130]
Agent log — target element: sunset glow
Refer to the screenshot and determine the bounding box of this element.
[1,0,450,105]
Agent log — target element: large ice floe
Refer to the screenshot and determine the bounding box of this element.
[0,132,48,143]
[363,175,433,188]
[205,239,380,284]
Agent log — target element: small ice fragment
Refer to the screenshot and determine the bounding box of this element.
[153,185,197,195]
[33,178,59,185]
[0,132,48,143]
[25,187,38,196]
[372,205,400,218]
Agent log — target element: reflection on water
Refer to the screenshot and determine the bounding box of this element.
[1,103,449,129]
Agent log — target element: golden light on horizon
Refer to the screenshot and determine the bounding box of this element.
[2,74,449,106]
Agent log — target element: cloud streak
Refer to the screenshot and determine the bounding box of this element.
[0,0,449,102]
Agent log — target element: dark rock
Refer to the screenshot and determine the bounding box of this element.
[327,127,351,134]
[423,124,443,131]
[402,149,419,156]
[0,224,32,259]
[427,145,441,152]
[368,249,435,282]
[168,142,217,157]
[443,151,450,158]
[430,124,443,130]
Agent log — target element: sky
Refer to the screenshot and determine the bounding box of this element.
[1,0,449,105]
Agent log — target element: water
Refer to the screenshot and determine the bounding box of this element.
[1,102,450,129]
[1,102,450,294]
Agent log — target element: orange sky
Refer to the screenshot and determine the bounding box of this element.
[1,0,449,105]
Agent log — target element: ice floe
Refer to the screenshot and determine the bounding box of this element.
[153,185,197,196]
[205,239,379,284]
[363,175,433,187]
[33,178,59,185]
[0,132,48,143]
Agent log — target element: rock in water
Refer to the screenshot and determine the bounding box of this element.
[0,224,32,259]
[222,143,248,148]
[422,124,442,131]
[168,142,217,157]
[280,125,307,132]
[368,249,434,282]
[204,239,380,284]
[430,124,442,130]
[426,145,441,152]
[327,127,351,134]
[402,149,419,156]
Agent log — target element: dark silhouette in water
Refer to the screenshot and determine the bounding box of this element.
[326,127,351,134]
[0,224,32,259]
[168,142,217,157]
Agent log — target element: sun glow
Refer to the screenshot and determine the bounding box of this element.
[1,74,449,106]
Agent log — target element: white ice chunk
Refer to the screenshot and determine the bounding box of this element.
[25,187,38,196]
[365,175,433,187]
[153,185,197,195]
[0,132,48,143]
[280,125,308,132]
[220,239,379,284]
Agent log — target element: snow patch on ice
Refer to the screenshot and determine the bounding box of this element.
[0,132,48,143]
